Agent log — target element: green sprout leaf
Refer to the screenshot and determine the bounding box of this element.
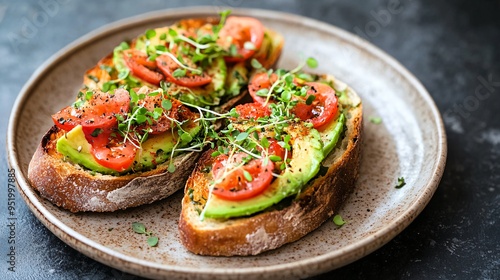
[145,29,156,40]
[305,95,316,105]
[118,41,130,50]
[118,69,130,80]
[90,128,103,137]
[251,58,263,69]
[87,75,99,83]
[173,68,187,77]
[395,177,406,189]
[256,88,269,97]
[147,236,159,247]
[333,214,346,227]
[84,91,93,101]
[243,170,253,182]
[269,155,282,162]
[229,108,239,118]
[132,222,147,234]
[211,151,221,157]
[370,117,382,124]
[235,132,249,142]
[306,57,318,68]
[260,137,270,149]
[168,162,176,173]
[168,28,178,37]
[180,132,193,143]
[162,99,172,111]
[102,82,112,92]
[228,44,238,57]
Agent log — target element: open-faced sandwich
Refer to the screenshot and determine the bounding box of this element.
[27,11,284,212]
[178,65,363,256]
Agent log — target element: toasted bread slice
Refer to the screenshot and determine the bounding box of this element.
[178,76,363,256]
[28,126,200,212]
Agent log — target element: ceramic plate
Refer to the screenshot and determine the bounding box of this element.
[7,7,447,279]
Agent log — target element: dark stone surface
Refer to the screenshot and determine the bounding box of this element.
[1,0,499,279]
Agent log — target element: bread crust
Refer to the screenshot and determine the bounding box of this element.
[178,86,363,256]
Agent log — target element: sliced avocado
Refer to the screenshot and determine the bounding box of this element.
[319,113,345,156]
[56,125,118,175]
[134,122,201,169]
[57,122,201,175]
[225,62,249,97]
[206,56,227,93]
[202,125,324,219]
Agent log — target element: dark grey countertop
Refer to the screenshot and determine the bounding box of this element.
[1,0,499,279]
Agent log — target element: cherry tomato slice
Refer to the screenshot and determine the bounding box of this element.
[234,102,271,119]
[89,129,137,172]
[123,51,164,85]
[267,139,286,160]
[124,49,157,69]
[211,153,274,201]
[293,82,338,128]
[219,16,265,62]
[156,54,212,87]
[135,95,197,135]
[51,89,130,134]
[248,72,278,104]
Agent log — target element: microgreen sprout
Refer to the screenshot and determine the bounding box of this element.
[333,214,346,227]
[132,222,159,247]
[395,177,406,188]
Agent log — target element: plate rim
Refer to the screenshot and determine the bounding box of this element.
[7,6,447,278]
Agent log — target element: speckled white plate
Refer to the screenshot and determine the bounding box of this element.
[7,7,447,280]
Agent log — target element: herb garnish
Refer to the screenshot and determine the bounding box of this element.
[333,214,346,227]
[395,177,406,188]
[370,116,382,124]
[132,222,159,247]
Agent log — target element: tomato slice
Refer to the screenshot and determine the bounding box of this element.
[156,54,212,87]
[123,51,164,85]
[266,139,286,160]
[89,129,137,172]
[248,72,278,104]
[219,16,265,62]
[136,94,197,135]
[234,102,271,119]
[51,89,130,134]
[293,82,338,128]
[211,153,274,201]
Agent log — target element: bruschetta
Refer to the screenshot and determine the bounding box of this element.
[28,12,284,212]
[178,68,363,256]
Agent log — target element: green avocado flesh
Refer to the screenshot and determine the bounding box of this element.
[202,126,325,219]
[56,123,200,175]
[319,113,346,155]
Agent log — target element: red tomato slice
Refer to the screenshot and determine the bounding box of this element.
[234,102,271,119]
[136,95,197,135]
[124,49,157,69]
[293,82,338,128]
[123,51,164,85]
[156,54,212,87]
[90,129,137,172]
[211,153,274,201]
[51,89,130,134]
[219,16,265,62]
[248,72,278,104]
[267,139,286,160]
